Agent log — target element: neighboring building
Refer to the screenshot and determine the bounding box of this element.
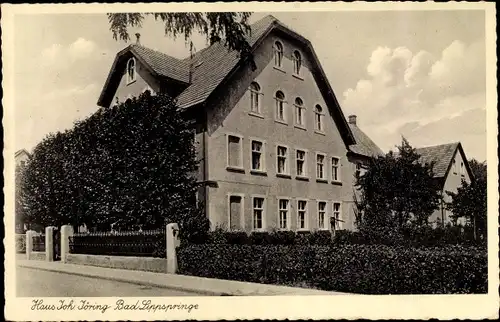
[15,149,31,232]
[97,15,379,233]
[15,149,30,168]
[415,142,473,226]
[343,115,385,230]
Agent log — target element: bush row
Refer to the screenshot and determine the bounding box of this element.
[177,244,487,294]
[193,225,482,247]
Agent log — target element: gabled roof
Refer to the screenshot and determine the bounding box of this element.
[15,149,31,158]
[348,124,384,158]
[97,15,356,145]
[415,142,473,180]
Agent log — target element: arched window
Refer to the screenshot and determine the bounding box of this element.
[274,41,283,68]
[250,82,261,113]
[127,58,136,83]
[294,97,305,127]
[314,104,324,132]
[293,51,302,75]
[275,91,286,122]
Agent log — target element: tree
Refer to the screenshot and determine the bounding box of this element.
[107,12,256,70]
[355,138,443,234]
[446,159,487,242]
[15,163,27,233]
[21,91,209,236]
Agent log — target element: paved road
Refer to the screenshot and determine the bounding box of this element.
[17,267,201,297]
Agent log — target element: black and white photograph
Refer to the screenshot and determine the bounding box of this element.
[3,2,498,321]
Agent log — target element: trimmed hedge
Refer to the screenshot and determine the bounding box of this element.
[197,226,480,247]
[177,244,487,294]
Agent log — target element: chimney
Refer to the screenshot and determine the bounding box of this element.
[135,33,141,45]
[348,115,357,125]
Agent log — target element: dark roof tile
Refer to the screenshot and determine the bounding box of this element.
[348,124,384,157]
[130,45,190,83]
[415,142,459,178]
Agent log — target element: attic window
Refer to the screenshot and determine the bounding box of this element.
[195,61,203,68]
[127,58,136,84]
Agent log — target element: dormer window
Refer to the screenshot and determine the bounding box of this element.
[274,41,283,68]
[127,58,136,84]
[293,50,302,75]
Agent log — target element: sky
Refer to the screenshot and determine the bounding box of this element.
[13,9,488,161]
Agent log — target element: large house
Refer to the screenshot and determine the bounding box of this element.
[97,15,382,233]
[415,142,473,226]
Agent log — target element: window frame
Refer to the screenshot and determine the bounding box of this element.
[314,104,325,134]
[274,41,284,68]
[274,90,287,124]
[227,193,245,231]
[293,50,302,76]
[317,200,328,230]
[249,82,263,116]
[249,137,267,174]
[251,194,266,231]
[276,144,291,177]
[277,197,291,230]
[295,148,308,179]
[331,156,341,183]
[226,133,244,171]
[296,199,309,231]
[316,152,327,182]
[452,159,457,175]
[294,97,306,129]
[126,57,137,84]
[332,201,342,230]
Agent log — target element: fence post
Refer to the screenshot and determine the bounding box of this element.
[26,230,33,260]
[45,226,54,262]
[166,223,180,274]
[60,225,73,263]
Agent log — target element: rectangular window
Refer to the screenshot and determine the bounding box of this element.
[318,201,326,229]
[332,202,341,230]
[460,162,465,177]
[253,197,264,230]
[297,200,307,230]
[227,135,242,168]
[251,140,264,171]
[296,150,306,177]
[316,154,326,180]
[277,146,288,175]
[279,199,290,229]
[452,160,457,174]
[331,157,340,181]
[229,195,243,230]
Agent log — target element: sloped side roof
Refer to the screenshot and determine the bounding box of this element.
[130,45,190,83]
[175,15,276,108]
[348,124,384,158]
[415,142,459,178]
[15,149,31,158]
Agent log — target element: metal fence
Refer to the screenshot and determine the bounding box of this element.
[16,234,26,253]
[32,234,46,252]
[68,230,166,257]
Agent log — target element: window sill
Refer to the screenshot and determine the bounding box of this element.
[296,228,309,232]
[252,228,266,232]
[316,178,328,183]
[294,124,307,131]
[275,119,288,126]
[292,74,304,81]
[314,130,326,136]
[250,169,267,176]
[273,66,286,73]
[331,180,343,186]
[318,228,330,231]
[276,173,292,179]
[249,112,265,119]
[296,176,309,181]
[226,166,245,173]
[126,79,137,86]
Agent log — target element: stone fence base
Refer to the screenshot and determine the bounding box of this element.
[65,254,167,273]
[30,251,46,261]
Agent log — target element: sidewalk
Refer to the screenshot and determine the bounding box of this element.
[17,260,344,296]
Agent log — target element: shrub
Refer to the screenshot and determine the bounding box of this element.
[177,243,487,294]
